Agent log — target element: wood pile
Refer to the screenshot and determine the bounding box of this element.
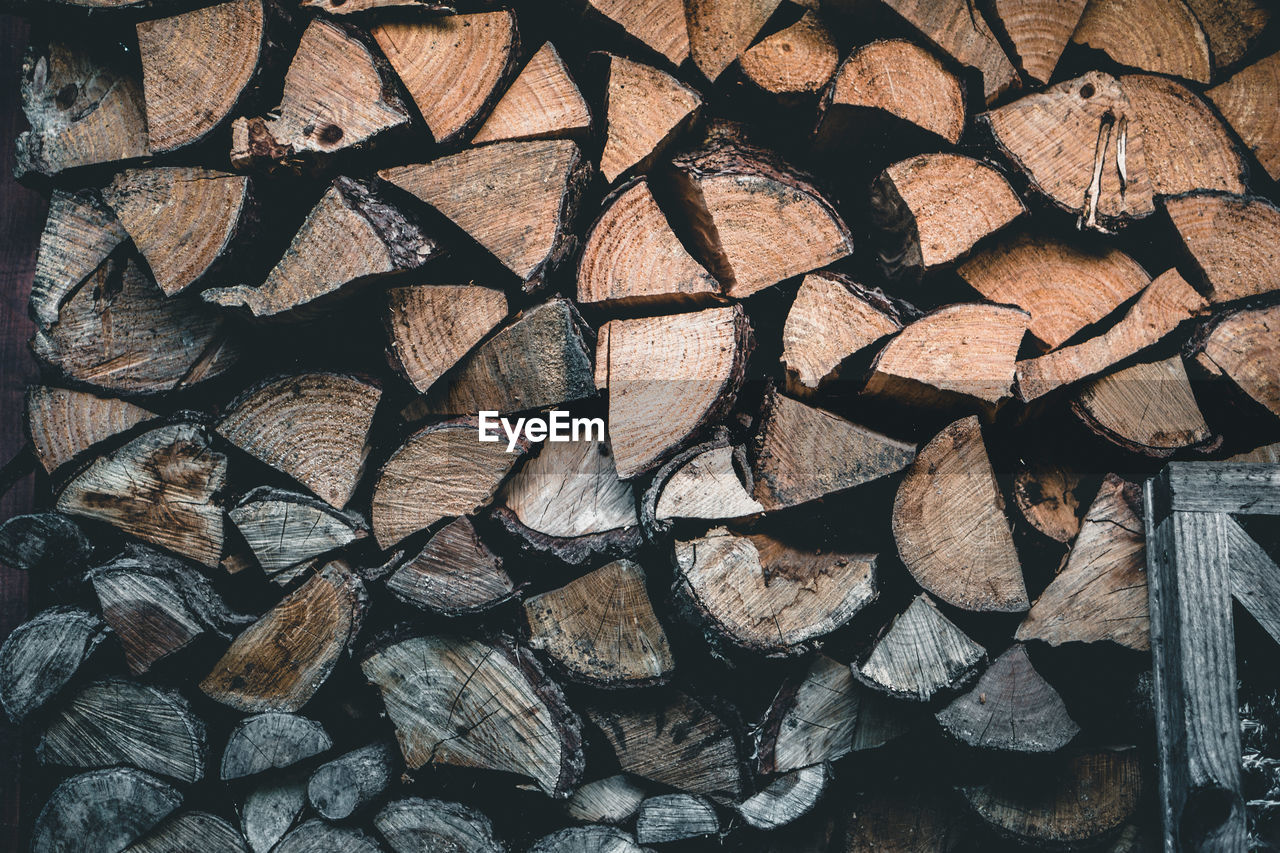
[1,0,1279,849]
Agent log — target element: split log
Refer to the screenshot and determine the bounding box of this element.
[300,0,451,13]
[16,38,149,177]
[1183,0,1270,70]
[30,189,127,328]
[1191,304,1280,419]
[26,387,155,475]
[1208,52,1280,183]
[524,560,673,687]
[755,654,858,774]
[1123,75,1245,197]
[230,19,410,168]
[202,561,365,712]
[674,527,878,655]
[371,11,519,146]
[58,423,228,568]
[418,298,595,416]
[30,769,181,853]
[635,794,719,844]
[361,635,584,797]
[668,128,853,299]
[893,417,1026,612]
[843,787,960,851]
[273,821,383,853]
[528,826,640,853]
[1017,475,1148,650]
[137,0,268,153]
[1015,268,1207,401]
[386,284,508,395]
[0,513,93,575]
[815,39,965,148]
[203,177,441,318]
[1164,191,1280,304]
[870,154,1024,279]
[959,749,1143,847]
[855,594,985,701]
[220,713,332,780]
[863,303,1029,408]
[641,433,762,534]
[737,765,827,830]
[1071,0,1210,83]
[586,0,688,66]
[242,773,306,853]
[38,678,207,783]
[0,607,105,723]
[957,231,1151,350]
[597,304,751,478]
[565,776,647,824]
[227,487,367,576]
[1229,442,1280,464]
[371,419,528,548]
[981,72,1155,231]
[384,517,517,616]
[587,693,744,800]
[125,812,249,853]
[935,645,1078,752]
[991,0,1088,83]
[881,0,1018,104]
[473,43,590,144]
[32,257,242,395]
[375,798,506,853]
[740,11,837,97]
[577,178,719,309]
[1072,357,1216,456]
[686,0,783,83]
[307,741,398,820]
[217,373,382,510]
[1011,455,1087,543]
[749,390,916,511]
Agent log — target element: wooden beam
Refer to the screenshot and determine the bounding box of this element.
[1157,462,1280,516]
[1225,514,1280,648]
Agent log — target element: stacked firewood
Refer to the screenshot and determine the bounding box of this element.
[1,0,1279,849]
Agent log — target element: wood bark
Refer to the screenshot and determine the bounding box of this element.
[1072,356,1217,456]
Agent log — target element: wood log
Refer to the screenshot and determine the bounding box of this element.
[935,644,1078,752]
[1017,475,1149,651]
[1207,52,1280,183]
[228,487,367,576]
[496,438,640,566]
[755,654,858,775]
[374,798,506,853]
[635,794,719,844]
[577,178,719,308]
[524,559,673,688]
[16,37,149,177]
[1072,356,1216,456]
[30,768,181,853]
[668,127,853,299]
[242,773,307,853]
[125,811,250,853]
[371,11,519,146]
[1015,268,1207,401]
[217,373,382,510]
[863,304,1029,408]
[230,19,411,168]
[58,423,228,568]
[737,765,827,830]
[1228,442,1280,463]
[1123,74,1245,197]
[0,512,92,575]
[597,304,751,478]
[1011,453,1087,544]
[641,433,762,534]
[1165,191,1280,304]
[26,387,153,476]
[273,821,383,853]
[957,231,1151,350]
[384,517,517,616]
[686,0,782,83]
[815,39,965,148]
[473,42,590,144]
[1184,0,1270,70]
[371,418,528,548]
[1190,304,1280,420]
[30,189,127,329]
[870,154,1024,280]
[307,741,397,820]
[137,0,269,153]
[386,283,508,396]
[674,527,878,656]
[202,561,365,712]
[565,776,647,824]
[0,607,105,723]
[528,826,641,853]
[220,712,332,780]
[750,390,915,511]
[361,634,584,797]
[855,594,985,701]
[37,678,207,783]
[981,72,1155,231]
[991,0,1088,83]
[203,177,441,318]
[32,256,242,395]
[842,787,959,852]
[300,0,451,14]
[587,692,744,800]
[740,11,838,97]
[586,0,688,66]
[881,0,1018,104]
[1071,0,1210,83]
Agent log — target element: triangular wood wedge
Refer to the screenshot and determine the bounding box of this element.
[123,812,249,853]
[1185,0,1271,70]
[381,140,589,290]
[638,794,719,843]
[30,190,127,329]
[600,55,702,184]
[1071,0,1210,83]
[991,0,1088,83]
[641,434,762,534]
[26,387,155,475]
[686,0,783,83]
[375,798,506,853]
[228,487,367,575]
[882,0,1018,104]
[1071,357,1215,456]
[385,284,508,396]
[217,373,382,510]
[855,594,985,701]
[740,11,838,97]
[893,417,1028,613]
[1017,475,1148,650]
[31,769,181,853]
[736,765,828,831]
[530,826,643,852]
[384,518,516,616]
[755,654,860,774]
[301,0,451,13]
[1190,304,1280,420]
[473,43,590,144]
[1164,191,1280,304]
[1208,52,1280,182]
[565,777,647,825]
[361,635,584,798]
[0,607,106,724]
[586,0,689,66]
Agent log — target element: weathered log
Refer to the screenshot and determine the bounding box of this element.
[755,654,859,775]
[842,786,960,851]
[0,607,105,723]
[125,811,250,853]
[1011,453,1088,543]
[991,0,1088,83]
[528,826,641,853]
[635,794,719,844]
[221,713,332,781]
[686,0,782,83]
[740,11,837,98]
[272,820,383,853]
[385,517,516,616]
[1164,191,1280,304]
[0,512,93,575]
[242,772,307,853]
[737,765,827,831]
[1190,303,1280,420]
[31,768,182,853]
[300,0,451,14]
[855,594,985,701]
[307,741,398,821]
[228,487,367,576]
[26,387,155,475]
[385,283,508,396]
[30,190,127,329]
[1072,357,1216,456]
[1071,0,1210,83]
[1208,52,1280,182]
[641,432,762,535]
[565,776,647,825]
[473,42,590,144]
[1122,75,1245,197]
[586,0,687,66]
[881,0,1018,104]
[374,798,507,853]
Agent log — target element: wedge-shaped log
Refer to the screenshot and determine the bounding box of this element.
[687,0,782,83]
[221,713,332,780]
[755,655,860,774]
[1122,75,1245,197]
[1184,0,1270,70]
[1165,191,1280,304]
[587,0,687,65]
[1072,0,1210,83]
[386,284,508,395]
[242,773,306,853]
[27,387,155,475]
[843,786,960,851]
[737,765,828,831]
[30,189,127,328]
[385,518,516,616]
[0,513,91,576]
[855,594,985,701]
[0,607,105,724]
[274,821,383,853]
[1191,304,1280,420]
[1208,52,1280,182]
[375,798,505,853]
[229,487,367,575]
[307,742,397,821]
[636,794,719,844]
[991,0,1088,83]
[599,55,701,184]
[530,826,641,853]
[31,769,181,853]
[882,0,1018,104]
[473,43,590,144]
[741,12,837,97]
[641,434,763,534]
[125,811,249,853]
[566,777,647,824]
[1072,357,1215,456]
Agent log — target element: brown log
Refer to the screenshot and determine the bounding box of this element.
[385,283,508,395]
[1190,303,1280,420]
[375,798,506,853]
[737,765,828,831]
[565,776,647,824]
[1071,0,1210,83]
[1208,52,1280,183]
[1011,453,1088,544]
[1183,0,1270,70]
[881,0,1019,104]
[1228,442,1280,463]
[30,189,127,329]
[586,0,688,66]
[599,54,702,185]
[641,433,762,534]
[473,42,590,144]
[218,373,382,510]
[686,0,782,83]
[636,794,719,844]
[855,594,985,701]
[307,741,398,821]
[991,0,1088,83]
[242,773,306,853]
[228,487,367,576]
[740,11,838,97]
[1121,75,1245,196]
[300,0,451,13]
[755,654,859,774]
[221,713,331,780]
[0,607,105,723]
[31,769,181,853]
[384,517,517,616]
[1164,191,1280,304]
[125,811,250,853]
[1072,356,1216,456]
[893,417,1028,612]
[26,386,155,475]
